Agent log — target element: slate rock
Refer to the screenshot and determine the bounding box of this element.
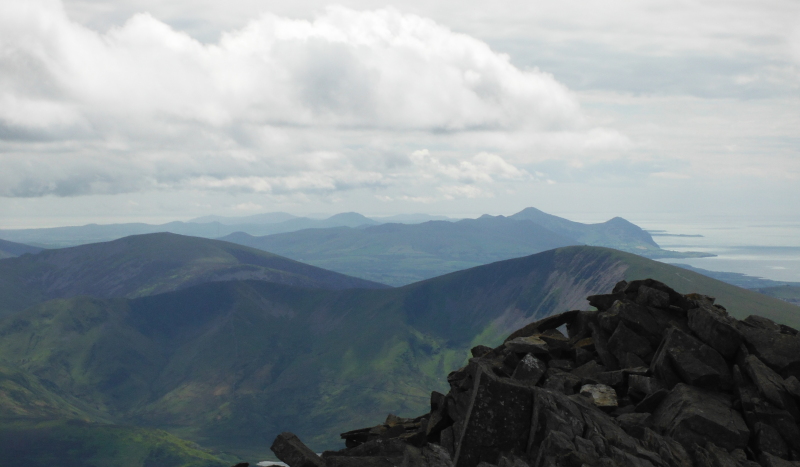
[737,318,800,379]
[504,310,579,342]
[753,422,790,460]
[651,327,732,390]
[616,412,653,438]
[271,432,326,467]
[694,442,759,467]
[543,370,582,395]
[580,384,618,408]
[628,375,666,400]
[652,383,750,452]
[590,322,620,371]
[607,321,654,364]
[742,355,799,416]
[504,336,549,356]
[639,428,693,467]
[759,452,800,467]
[572,360,605,379]
[471,345,493,358]
[635,389,669,414]
[688,304,743,359]
[636,285,671,309]
[512,354,546,385]
[452,360,535,467]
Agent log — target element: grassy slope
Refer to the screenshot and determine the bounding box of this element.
[0,232,386,317]
[223,217,578,286]
[1,245,796,461]
[0,419,229,467]
[752,285,800,307]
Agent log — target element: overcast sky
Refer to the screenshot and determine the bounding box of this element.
[1,0,798,228]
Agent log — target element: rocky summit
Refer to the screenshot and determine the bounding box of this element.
[267,279,800,467]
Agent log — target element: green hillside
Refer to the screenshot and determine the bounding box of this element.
[0,419,229,467]
[0,232,386,317]
[0,245,795,463]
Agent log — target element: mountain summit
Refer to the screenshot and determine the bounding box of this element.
[272,278,800,467]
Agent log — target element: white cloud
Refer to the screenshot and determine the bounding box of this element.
[0,0,625,200]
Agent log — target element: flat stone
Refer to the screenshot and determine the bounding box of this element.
[580,384,618,408]
[504,310,580,342]
[651,384,750,452]
[271,432,326,467]
[504,336,549,356]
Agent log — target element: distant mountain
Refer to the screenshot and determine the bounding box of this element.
[188,211,299,225]
[0,245,794,461]
[0,239,43,259]
[510,207,663,255]
[222,216,578,285]
[0,232,386,317]
[221,209,709,286]
[371,213,457,223]
[0,212,382,248]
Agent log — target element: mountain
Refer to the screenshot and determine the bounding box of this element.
[294,278,800,467]
[0,213,381,248]
[0,232,386,317]
[0,246,795,462]
[371,213,457,223]
[188,212,299,225]
[0,239,43,259]
[222,216,578,286]
[220,210,710,286]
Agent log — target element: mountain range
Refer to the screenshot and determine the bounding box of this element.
[221,208,710,286]
[0,233,385,317]
[0,233,795,464]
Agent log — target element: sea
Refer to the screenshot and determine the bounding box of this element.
[635,216,800,284]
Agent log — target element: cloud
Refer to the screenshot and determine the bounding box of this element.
[0,0,629,199]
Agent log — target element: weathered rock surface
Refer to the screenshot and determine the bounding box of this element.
[269,279,800,467]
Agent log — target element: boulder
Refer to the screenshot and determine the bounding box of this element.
[737,318,800,379]
[688,305,743,359]
[271,432,326,467]
[651,384,750,452]
[580,384,618,408]
[742,355,799,417]
[607,322,654,364]
[511,354,546,385]
[650,327,732,390]
[452,361,536,467]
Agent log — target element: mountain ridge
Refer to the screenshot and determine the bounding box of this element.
[0,245,795,462]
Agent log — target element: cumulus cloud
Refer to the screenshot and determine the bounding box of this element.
[0,0,626,199]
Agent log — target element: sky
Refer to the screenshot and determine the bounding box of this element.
[1,0,799,228]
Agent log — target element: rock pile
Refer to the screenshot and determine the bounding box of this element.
[268,279,800,467]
